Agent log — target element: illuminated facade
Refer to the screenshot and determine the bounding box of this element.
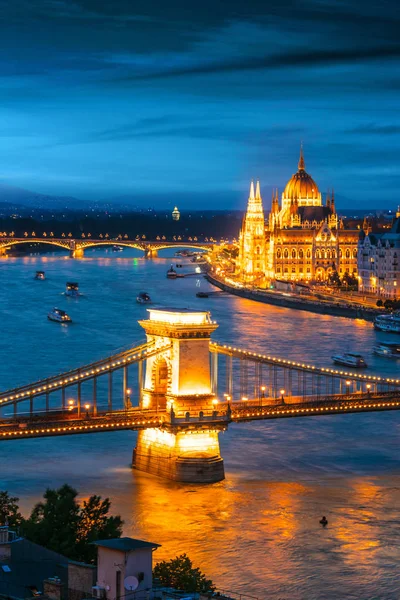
[237,148,359,283]
[237,180,266,283]
[172,206,180,221]
[133,308,225,483]
[358,216,400,296]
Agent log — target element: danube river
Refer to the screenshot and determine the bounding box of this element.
[1,250,400,599]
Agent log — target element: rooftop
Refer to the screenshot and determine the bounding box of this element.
[92,537,160,552]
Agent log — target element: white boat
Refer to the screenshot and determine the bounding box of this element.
[374,313,400,333]
[65,282,79,297]
[34,271,45,280]
[373,342,400,358]
[332,352,368,368]
[112,245,123,252]
[48,308,72,323]
[137,292,151,304]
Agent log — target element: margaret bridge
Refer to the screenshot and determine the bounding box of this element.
[0,237,214,258]
[0,308,399,482]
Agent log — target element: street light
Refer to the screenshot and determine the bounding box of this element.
[125,388,132,411]
[345,380,351,395]
[84,403,90,418]
[366,384,371,397]
[68,399,74,411]
[242,396,248,402]
[280,389,285,404]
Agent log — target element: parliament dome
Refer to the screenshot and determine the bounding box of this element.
[283,147,320,201]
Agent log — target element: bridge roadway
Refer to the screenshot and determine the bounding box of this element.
[1,391,400,441]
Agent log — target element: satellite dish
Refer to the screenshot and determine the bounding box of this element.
[124,576,139,591]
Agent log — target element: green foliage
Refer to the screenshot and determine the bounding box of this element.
[376,299,383,307]
[76,495,123,563]
[328,270,341,287]
[154,553,215,593]
[384,299,393,310]
[0,491,23,528]
[19,484,123,563]
[342,272,359,289]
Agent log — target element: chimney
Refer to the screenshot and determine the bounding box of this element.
[43,577,64,600]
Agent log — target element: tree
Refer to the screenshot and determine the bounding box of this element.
[76,495,123,563]
[154,554,215,593]
[376,299,383,307]
[0,491,22,528]
[328,270,341,287]
[22,484,80,559]
[22,484,123,563]
[384,299,393,310]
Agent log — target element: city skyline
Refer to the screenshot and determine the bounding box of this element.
[0,0,399,207]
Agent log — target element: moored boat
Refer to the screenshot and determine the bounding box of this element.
[34,271,45,280]
[66,282,79,297]
[48,308,72,323]
[137,292,151,304]
[331,352,368,368]
[112,245,123,252]
[374,313,400,333]
[373,342,400,358]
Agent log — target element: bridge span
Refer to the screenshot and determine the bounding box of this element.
[0,307,399,483]
[0,237,214,258]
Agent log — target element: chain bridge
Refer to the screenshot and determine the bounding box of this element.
[0,237,213,258]
[0,308,399,483]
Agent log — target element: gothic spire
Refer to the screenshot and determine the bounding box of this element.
[249,180,255,200]
[255,180,261,200]
[298,142,305,171]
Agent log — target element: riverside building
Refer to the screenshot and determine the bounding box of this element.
[358,211,400,297]
[237,147,359,284]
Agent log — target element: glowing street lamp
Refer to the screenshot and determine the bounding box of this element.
[84,403,90,418]
[125,388,132,411]
[68,399,75,411]
[280,389,285,403]
[366,384,371,397]
[345,380,351,395]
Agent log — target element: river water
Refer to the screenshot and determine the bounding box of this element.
[1,249,400,599]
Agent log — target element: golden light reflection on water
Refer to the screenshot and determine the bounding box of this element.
[118,471,400,598]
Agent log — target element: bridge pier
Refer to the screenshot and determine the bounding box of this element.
[133,308,225,483]
[0,247,6,256]
[144,247,158,259]
[69,247,84,258]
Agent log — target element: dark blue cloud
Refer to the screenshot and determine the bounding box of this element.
[0,0,398,209]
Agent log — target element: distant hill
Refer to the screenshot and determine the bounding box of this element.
[0,182,88,210]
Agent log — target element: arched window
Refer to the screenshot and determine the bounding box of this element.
[255,245,261,255]
[283,249,289,259]
[326,250,331,260]
[339,249,343,258]
[345,249,350,259]
[292,249,296,259]
[353,248,357,258]
[306,249,311,259]
[331,249,336,259]
[299,249,304,259]
[276,248,282,259]
[316,250,320,259]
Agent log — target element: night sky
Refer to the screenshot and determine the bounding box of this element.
[1,0,399,209]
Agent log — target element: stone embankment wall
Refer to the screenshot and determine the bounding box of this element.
[206,273,379,322]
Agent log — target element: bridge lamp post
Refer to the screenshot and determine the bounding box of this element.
[242,396,248,403]
[260,386,266,405]
[366,384,371,397]
[345,380,351,395]
[280,389,285,404]
[67,399,75,412]
[125,388,132,411]
[84,403,90,418]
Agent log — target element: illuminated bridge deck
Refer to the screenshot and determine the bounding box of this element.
[1,391,400,440]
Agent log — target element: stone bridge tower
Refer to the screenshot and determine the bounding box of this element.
[132,308,225,483]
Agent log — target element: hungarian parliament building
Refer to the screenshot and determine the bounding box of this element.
[236,148,359,284]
